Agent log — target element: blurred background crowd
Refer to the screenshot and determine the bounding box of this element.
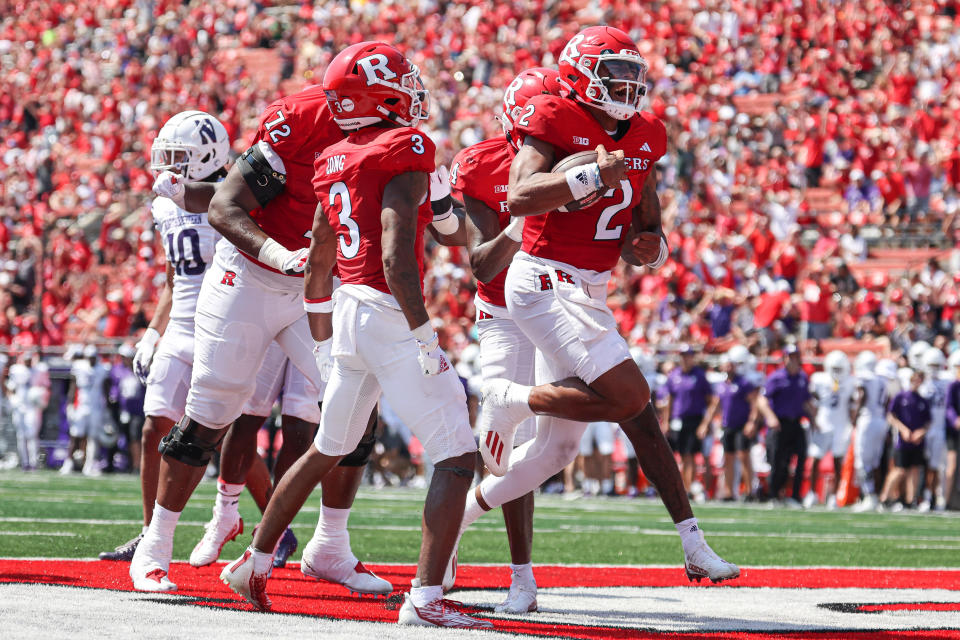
[1,0,960,508]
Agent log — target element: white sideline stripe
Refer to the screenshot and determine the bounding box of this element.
[1,517,959,542]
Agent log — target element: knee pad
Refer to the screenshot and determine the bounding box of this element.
[158,418,224,467]
[338,415,379,467]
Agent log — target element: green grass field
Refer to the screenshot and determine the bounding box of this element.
[2,470,959,568]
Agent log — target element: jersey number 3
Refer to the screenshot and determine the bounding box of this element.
[594,180,633,240]
[329,181,359,258]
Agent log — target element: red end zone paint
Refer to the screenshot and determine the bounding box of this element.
[1,560,959,639]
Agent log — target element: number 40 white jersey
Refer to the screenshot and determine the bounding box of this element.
[152,197,219,322]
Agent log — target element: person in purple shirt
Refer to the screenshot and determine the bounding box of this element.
[762,345,815,503]
[663,345,719,498]
[107,345,146,473]
[880,370,930,508]
[945,354,960,509]
[716,347,759,501]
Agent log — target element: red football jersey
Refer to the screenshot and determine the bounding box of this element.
[312,126,435,295]
[514,94,667,272]
[450,137,513,308]
[246,86,344,272]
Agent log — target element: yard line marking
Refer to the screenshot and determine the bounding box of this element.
[0,531,77,537]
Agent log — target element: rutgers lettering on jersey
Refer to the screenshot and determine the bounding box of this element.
[450,137,513,308]
[514,94,667,273]
[243,87,344,273]
[312,127,436,295]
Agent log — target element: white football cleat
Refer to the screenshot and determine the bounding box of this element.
[397,594,493,629]
[221,548,271,611]
[189,510,243,567]
[852,494,878,512]
[495,581,538,613]
[684,534,740,584]
[441,533,461,592]
[802,491,817,509]
[300,540,392,596]
[130,532,177,592]
[477,380,529,477]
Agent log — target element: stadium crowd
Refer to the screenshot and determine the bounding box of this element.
[2,0,960,509]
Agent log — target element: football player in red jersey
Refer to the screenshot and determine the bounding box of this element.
[130,90,392,595]
[440,67,563,614]
[470,27,739,583]
[220,42,491,630]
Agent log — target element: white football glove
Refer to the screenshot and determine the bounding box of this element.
[258,238,309,275]
[313,338,333,383]
[280,247,310,275]
[429,165,452,202]
[152,171,186,209]
[415,331,449,377]
[133,328,161,384]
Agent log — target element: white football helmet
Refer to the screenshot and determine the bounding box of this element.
[727,345,751,377]
[921,347,946,380]
[853,350,877,375]
[907,341,931,370]
[150,110,230,182]
[875,358,898,381]
[948,349,960,372]
[824,350,850,381]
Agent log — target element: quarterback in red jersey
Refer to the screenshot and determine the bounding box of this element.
[131,89,392,596]
[220,41,489,630]
[472,26,740,584]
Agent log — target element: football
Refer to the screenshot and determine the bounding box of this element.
[551,150,602,211]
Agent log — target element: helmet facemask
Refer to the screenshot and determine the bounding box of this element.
[150,143,194,180]
[376,65,430,127]
[580,54,648,121]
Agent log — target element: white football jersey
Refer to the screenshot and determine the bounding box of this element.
[811,371,854,432]
[6,363,31,408]
[918,378,949,438]
[152,197,220,322]
[855,373,889,425]
[70,360,108,410]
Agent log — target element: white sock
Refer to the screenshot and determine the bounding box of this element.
[410,584,443,607]
[145,503,181,546]
[510,562,535,586]
[141,524,149,535]
[460,489,486,534]
[216,479,243,516]
[311,505,351,553]
[251,546,274,574]
[676,517,701,555]
[504,381,535,418]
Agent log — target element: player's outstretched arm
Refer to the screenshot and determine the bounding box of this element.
[622,169,668,267]
[508,137,625,216]
[304,202,337,343]
[381,171,431,331]
[464,193,521,283]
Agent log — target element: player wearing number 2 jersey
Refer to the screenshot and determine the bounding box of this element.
[472,26,739,585]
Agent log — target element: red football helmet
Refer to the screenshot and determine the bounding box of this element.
[322,41,429,131]
[499,67,562,150]
[557,26,648,120]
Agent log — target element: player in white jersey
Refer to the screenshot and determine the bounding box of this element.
[898,341,930,392]
[851,351,890,511]
[62,345,110,476]
[918,347,949,511]
[806,351,856,508]
[7,353,50,470]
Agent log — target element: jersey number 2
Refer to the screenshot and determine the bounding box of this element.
[329,182,359,258]
[594,180,632,240]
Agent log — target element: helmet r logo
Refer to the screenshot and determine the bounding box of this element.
[559,33,585,65]
[356,54,397,85]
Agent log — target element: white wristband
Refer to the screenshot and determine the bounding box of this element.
[565,162,603,202]
[503,217,523,242]
[141,327,161,348]
[257,237,291,271]
[432,212,460,235]
[646,236,669,269]
[411,321,436,344]
[304,296,333,313]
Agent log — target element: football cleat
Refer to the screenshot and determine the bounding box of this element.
[99,533,143,561]
[477,379,529,476]
[272,527,298,568]
[130,532,177,592]
[852,494,878,512]
[495,581,538,614]
[221,548,271,611]
[684,535,740,584]
[301,540,392,596]
[397,594,493,629]
[189,511,243,567]
[802,491,817,509]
